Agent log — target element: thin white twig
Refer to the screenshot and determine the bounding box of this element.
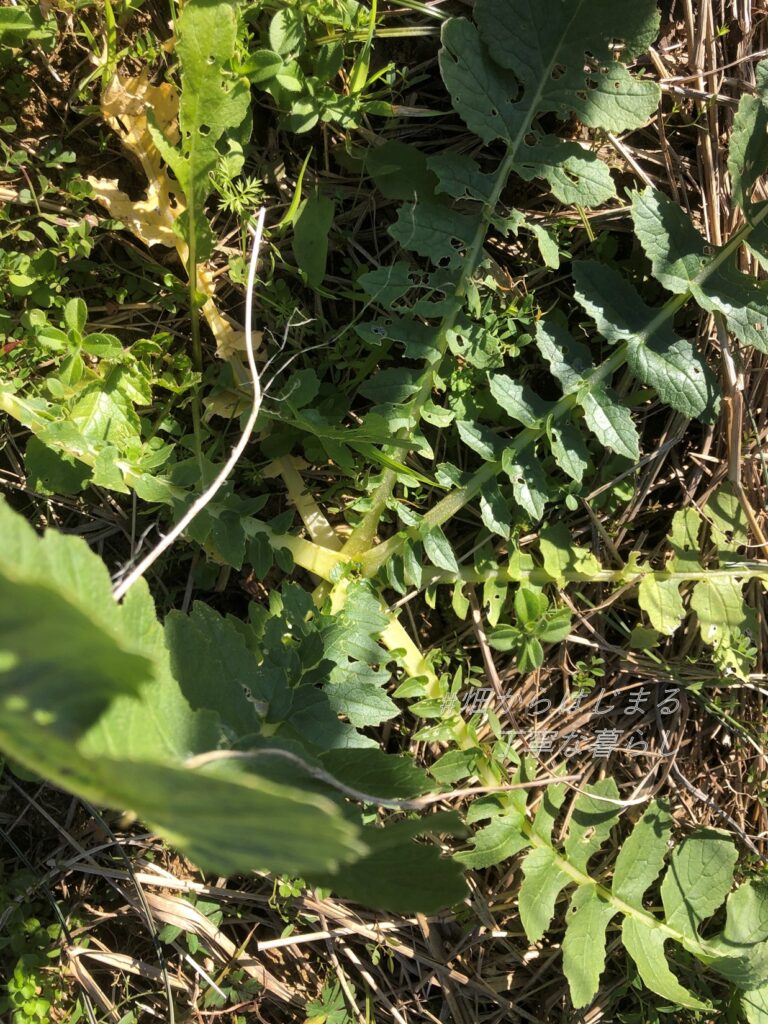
[112,208,267,602]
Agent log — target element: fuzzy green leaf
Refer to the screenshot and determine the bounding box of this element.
[632,187,768,353]
[637,575,686,635]
[563,777,621,873]
[563,886,618,1008]
[572,260,716,419]
[659,829,739,942]
[612,801,674,906]
[579,385,640,460]
[489,374,552,427]
[621,918,709,1010]
[519,845,571,942]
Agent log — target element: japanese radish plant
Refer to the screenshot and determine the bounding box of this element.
[3,0,768,1016]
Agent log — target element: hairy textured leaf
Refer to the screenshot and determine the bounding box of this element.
[489,374,551,427]
[572,260,715,419]
[622,917,708,1010]
[632,187,768,353]
[502,448,549,520]
[519,845,571,942]
[637,575,686,635]
[476,0,659,132]
[579,385,640,460]
[612,801,674,906]
[562,886,617,1007]
[536,316,593,394]
[455,809,529,869]
[563,778,621,872]
[660,829,738,942]
[728,61,768,211]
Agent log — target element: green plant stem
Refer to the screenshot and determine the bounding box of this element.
[341,147,520,556]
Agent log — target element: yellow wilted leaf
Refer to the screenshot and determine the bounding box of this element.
[87,71,259,364]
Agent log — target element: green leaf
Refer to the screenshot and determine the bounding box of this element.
[536,316,593,395]
[690,577,748,645]
[621,917,709,1010]
[164,604,263,737]
[390,201,478,269]
[549,419,590,483]
[24,436,90,496]
[476,0,660,132]
[422,524,459,573]
[659,829,739,942]
[612,801,674,906]
[501,448,549,520]
[531,780,567,842]
[148,0,250,259]
[456,419,501,460]
[269,7,305,54]
[539,523,602,586]
[69,379,141,450]
[358,367,422,405]
[429,152,497,203]
[519,845,571,942]
[479,482,512,539]
[728,60,768,212]
[0,505,151,735]
[293,193,335,288]
[572,260,716,419]
[578,385,640,460]
[562,886,618,1008]
[632,187,768,353]
[489,374,551,427]
[313,815,466,914]
[63,297,87,335]
[81,586,222,762]
[563,778,621,873]
[439,18,521,144]
[637,575,686,635]
[319,749,433,800]
[743,984,768,1024]
[455,809,530,869]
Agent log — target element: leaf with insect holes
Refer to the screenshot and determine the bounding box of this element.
[439,0,658,205]
[502,447,549,520]
[563,886,618,1008]
[390,201,478,269]
[147,0,250,259]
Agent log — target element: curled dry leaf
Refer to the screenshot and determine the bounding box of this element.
[87,71,260,363]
